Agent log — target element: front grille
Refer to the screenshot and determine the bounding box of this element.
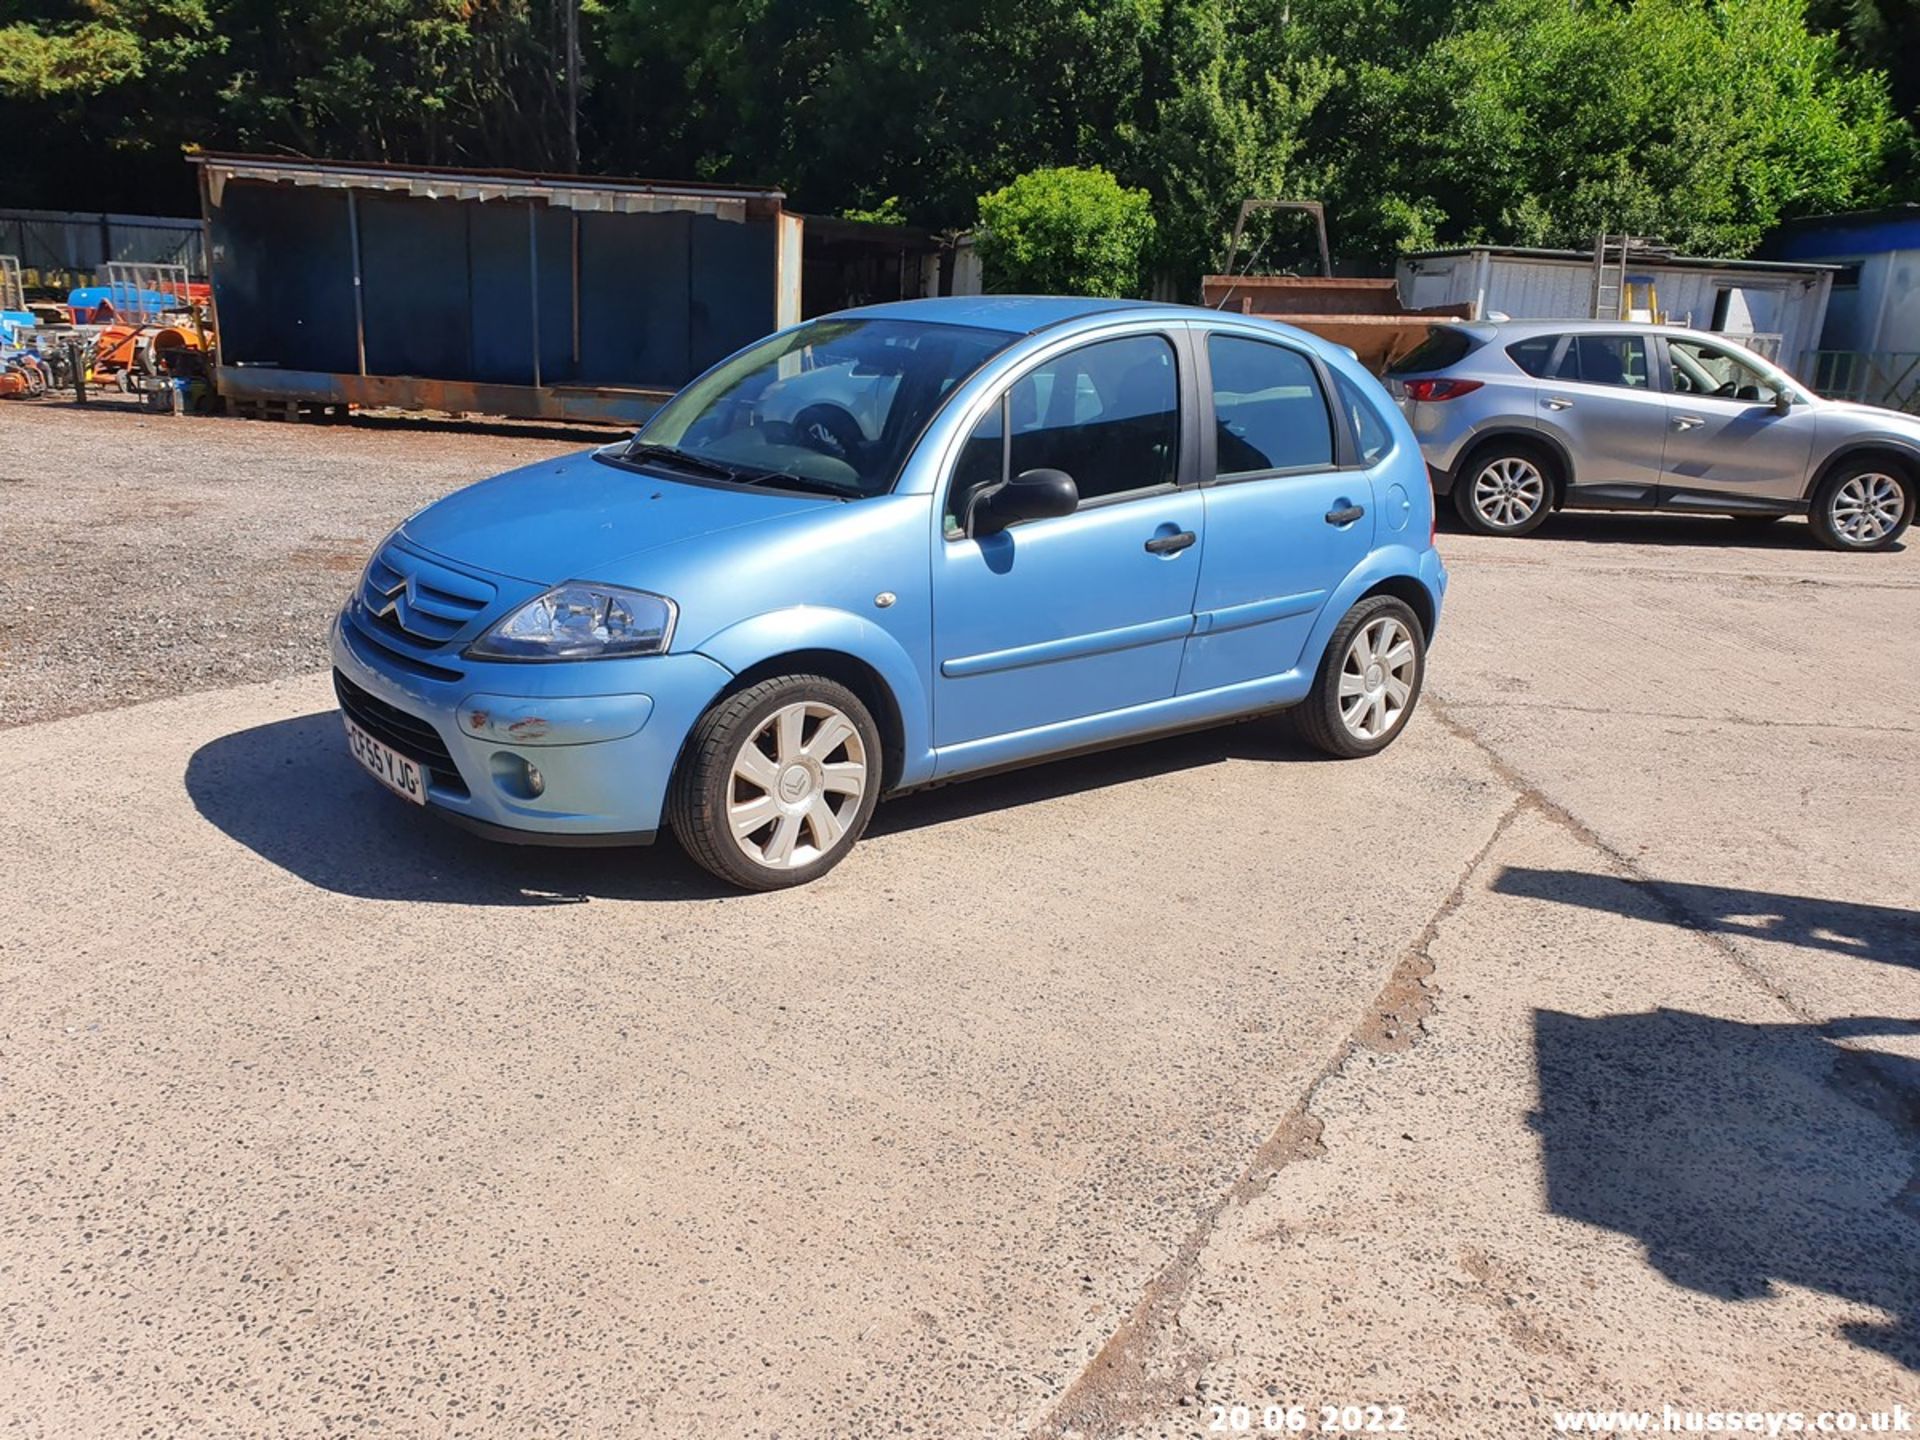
[358,543,497,649]
[342,606,465,682]
[333,669,469,797]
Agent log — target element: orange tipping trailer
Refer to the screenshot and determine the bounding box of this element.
[1198,275,1473,374]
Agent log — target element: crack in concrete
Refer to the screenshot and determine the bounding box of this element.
[1028,787,1534,1439]
[1034,685,1919,1440]
[1424,693,1920,1222]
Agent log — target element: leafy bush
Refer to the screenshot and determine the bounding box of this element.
[974,167,1157,297]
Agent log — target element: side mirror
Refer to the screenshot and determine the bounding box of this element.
[969,468,1079,536]
[1772,388,1794,417]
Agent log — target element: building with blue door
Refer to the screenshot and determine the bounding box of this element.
[1764,204,1920,410]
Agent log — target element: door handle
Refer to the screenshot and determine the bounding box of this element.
[1673,415,1704,431]
[1143,530,1196,556]
[1545,396,1574,411]
[1325,503,1365,526]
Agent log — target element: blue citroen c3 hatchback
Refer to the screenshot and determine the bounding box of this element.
[332,296,1448,889]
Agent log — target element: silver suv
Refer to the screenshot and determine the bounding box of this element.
[1389,320,1917,552]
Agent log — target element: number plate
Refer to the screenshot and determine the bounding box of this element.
[343,715,429,806]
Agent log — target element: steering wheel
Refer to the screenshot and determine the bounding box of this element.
[791,404,865,465]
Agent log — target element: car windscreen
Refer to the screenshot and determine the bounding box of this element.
[629,318,1015,497]
[1387,326,1480,376]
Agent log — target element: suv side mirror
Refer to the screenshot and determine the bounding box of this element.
[970,468,1079,536]
[1771,388,1794,417]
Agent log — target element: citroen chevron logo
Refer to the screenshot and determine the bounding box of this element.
[371,571,409,620]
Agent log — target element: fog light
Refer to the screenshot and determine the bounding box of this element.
[490,751,546,800]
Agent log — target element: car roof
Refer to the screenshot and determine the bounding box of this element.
[1438,318,1748,343]
[835,294,1191,335]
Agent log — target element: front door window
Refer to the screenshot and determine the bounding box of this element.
[1668,339,1781,403]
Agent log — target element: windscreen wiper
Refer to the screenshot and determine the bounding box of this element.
[618,442,852,498]
[622,442,743,481]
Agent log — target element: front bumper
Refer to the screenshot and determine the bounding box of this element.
[330,611,733,840]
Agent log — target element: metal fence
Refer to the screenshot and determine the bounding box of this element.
[1808,352,1920,413]
[0,209,204,287]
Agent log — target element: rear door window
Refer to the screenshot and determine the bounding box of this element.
[1208,335,1334,476]
[1566,335,1652,390]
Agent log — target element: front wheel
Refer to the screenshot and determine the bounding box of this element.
[668,675,882,890]
[1808,463,1913,552]
[1291,596,1427,759]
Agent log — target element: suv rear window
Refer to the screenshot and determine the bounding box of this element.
[1388,326,1479,375]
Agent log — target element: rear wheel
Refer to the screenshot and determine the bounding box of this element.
[1454,443,1555,536]
[1292,596,1427,759]
[669,675,882,890]
[1808,462,1913,552]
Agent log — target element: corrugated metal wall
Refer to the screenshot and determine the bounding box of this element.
[209,180,778,393]
[1396,253,1831,375]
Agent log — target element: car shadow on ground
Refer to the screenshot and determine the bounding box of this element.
[869,714,1321,837]
[184,712,729,905]
[1494,867,1920,972]
[1533,1003,1920,1372]
[1435,508,1903,552]
[186,710,1323,904]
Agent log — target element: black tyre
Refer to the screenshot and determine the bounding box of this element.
[1807,460,1913,552]
[1453,442,1555,536]
[668,674,883,891]
[1291,596,1428,759]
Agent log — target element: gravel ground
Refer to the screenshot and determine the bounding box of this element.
[0,398,594,728]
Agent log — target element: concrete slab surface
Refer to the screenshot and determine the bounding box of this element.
[1,413,1915,1438]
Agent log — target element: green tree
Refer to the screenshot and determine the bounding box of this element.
[1275,0,1904,258]
[1145,0,1336,282]
[974,164,1155,295]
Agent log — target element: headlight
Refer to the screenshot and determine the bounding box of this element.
[466,583,677,661]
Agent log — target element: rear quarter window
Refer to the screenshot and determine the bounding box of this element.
[1388,327,1479,375]
[1505,336,1565,378]
[1334,372,1394,465]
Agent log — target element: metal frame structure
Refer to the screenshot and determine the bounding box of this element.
[1220,200,1334,283]
[104,260,191,324]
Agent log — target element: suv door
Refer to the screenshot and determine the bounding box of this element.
[1658,336,1818,509]
[931,330,1204,758]
[1179,329,1372,695]
[1525,332,1666,507]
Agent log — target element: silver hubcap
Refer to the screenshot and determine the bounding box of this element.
[1338,617,1417,741]
[1830,473,1905,546]
[727,701,868,870]
[1473,457,1546,529]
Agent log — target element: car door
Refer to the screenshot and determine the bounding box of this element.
[1531,332,1667,507]
[931,330,1204,755]
[1657,335,1819,508]
[1178,329,1373,696]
